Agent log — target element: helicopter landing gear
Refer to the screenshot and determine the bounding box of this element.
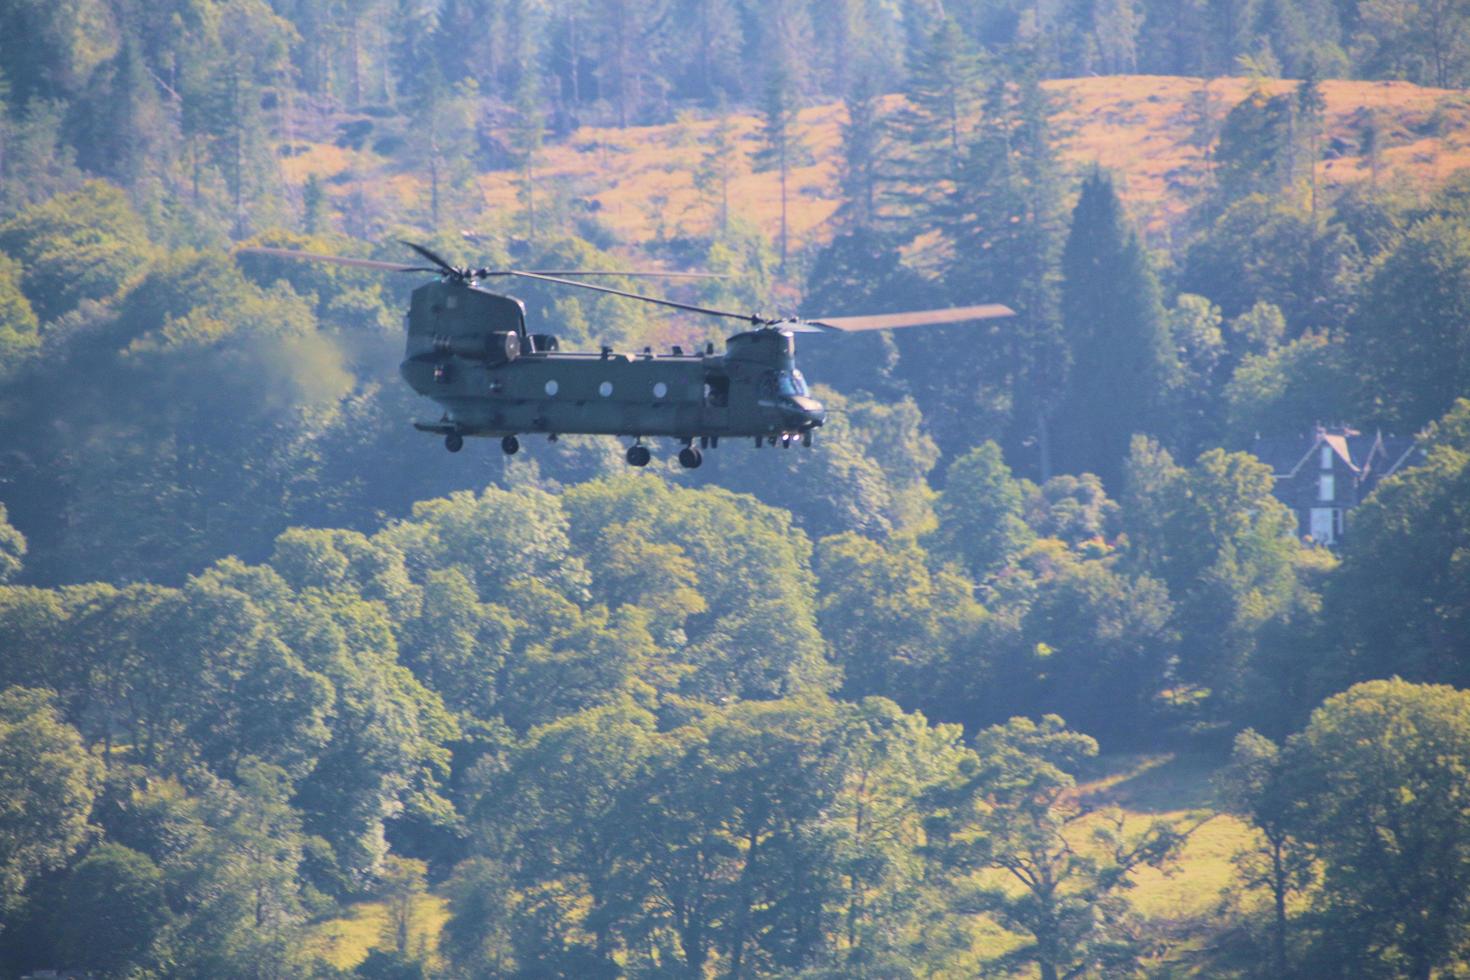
[780,433,793,449]
[678,446,703,469]
[626,444,651,467]
[445,433,464,453]
[803,431,813,447]
[501,435,519,456]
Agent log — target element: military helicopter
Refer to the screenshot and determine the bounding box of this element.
[240,242,1013,469]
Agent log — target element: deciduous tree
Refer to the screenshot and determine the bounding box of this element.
[929,715,1183,980]
[1280,679,1470,978]
[0,687,100,920]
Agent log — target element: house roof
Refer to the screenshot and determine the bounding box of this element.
[1253,426,1417,482]
[1321,433,1356,471]
[1382,440,1427,477]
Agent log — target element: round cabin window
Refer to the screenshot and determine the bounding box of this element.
[545,380,559,396]
[599,381,614,397]
[653,382,668,399]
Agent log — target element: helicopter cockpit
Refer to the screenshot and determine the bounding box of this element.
[777,369,810,398]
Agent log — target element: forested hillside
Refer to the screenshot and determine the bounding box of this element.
[4,1,1470,977]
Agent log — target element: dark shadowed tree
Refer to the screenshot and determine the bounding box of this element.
[1055,170,1173,488]
[1218,729,1313,977]
[51,843,169,976]
[1348,216,1470,430]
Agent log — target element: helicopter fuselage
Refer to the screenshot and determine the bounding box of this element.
[397,280,825,449]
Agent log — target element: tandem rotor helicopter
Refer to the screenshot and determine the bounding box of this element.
[241,241,1013,469]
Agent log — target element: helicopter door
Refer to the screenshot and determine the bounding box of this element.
[702,372,730,432]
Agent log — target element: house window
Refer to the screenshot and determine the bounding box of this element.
[1319,474,1335,501]
[1321,445,1333,469]
[1310,508,1335,544]
[1334,509,1345,537]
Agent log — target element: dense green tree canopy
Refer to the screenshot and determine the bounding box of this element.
[1281,679,1470,978]
[1350,216,1470,429]
[0,181,156,322]
[0,255,39,373]
[931,441,1036,581]
[50,843,169,976]
[0,506,23,584]
[0,687,100,918]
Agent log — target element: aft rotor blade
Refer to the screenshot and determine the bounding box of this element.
[236,246,437,274]
[399,240,460,275]
[804,304,1016,332]
[497,270,764,324]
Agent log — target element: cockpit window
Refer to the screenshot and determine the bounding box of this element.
[778,370,809,397]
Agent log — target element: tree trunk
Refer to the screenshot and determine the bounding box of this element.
[569,12,581,106]
[779,143,789,270]
[729,827,761,978]
[430,139,440,228]
[526,157,535,245]
[350,20,363,106]
[614,0,630,127]
[1272,841,1288,978]
[1037,409,1053,482]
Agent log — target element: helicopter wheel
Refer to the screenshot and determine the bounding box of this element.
[678,446,703,469]
[781,434,792,449]
[445,433,464,453]
[501,435,520,456]
[626,445,652,467]
[803,432,813,447]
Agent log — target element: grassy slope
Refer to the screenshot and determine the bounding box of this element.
[281,76,1470,253]
[304,892,450,972]
[956,752,1258,976]
[1075,754,1257,974]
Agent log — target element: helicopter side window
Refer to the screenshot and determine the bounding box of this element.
[705,374,730,408]
[777,370,808,397]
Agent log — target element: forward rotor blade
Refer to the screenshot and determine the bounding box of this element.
[236,246,437,274]
[480,270,727,279]
[497,270,764,324]
[399,240,459,275]
[804,304,1016,332]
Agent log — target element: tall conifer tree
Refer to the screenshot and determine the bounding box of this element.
[885,18,986,231]
[838,61,885,231]
[907,67,1066,476]
[1055,169,1174,487]
[757,57,802,270]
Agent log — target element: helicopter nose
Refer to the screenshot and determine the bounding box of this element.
[786,395,826,429]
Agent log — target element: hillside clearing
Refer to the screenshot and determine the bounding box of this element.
[280,76,1470,253]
